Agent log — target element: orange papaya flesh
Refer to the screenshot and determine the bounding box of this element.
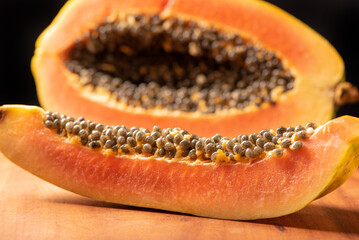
[32,0,345,138]
[0,105,358,220]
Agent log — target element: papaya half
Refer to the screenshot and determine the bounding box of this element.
[31,0,359,138]
[0,104,358,220]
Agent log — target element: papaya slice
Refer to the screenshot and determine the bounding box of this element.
[0,104,358,220]
[32,0,358,138]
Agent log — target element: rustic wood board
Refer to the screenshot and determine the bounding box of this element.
[0,153,358,240]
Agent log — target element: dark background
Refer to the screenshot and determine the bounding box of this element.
[0,0,358,117]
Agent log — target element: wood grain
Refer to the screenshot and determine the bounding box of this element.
[0,153,358,240]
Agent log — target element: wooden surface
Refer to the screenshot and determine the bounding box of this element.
[0,153,358,240]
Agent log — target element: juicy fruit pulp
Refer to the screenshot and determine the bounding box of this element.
[0,105,358,220]
[32,0,344,137]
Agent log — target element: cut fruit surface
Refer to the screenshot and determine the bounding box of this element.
[32,0,347,137]
[0,104,358,220]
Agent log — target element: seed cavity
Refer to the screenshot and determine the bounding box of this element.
[44,111,316,163]
[66,14,295,114]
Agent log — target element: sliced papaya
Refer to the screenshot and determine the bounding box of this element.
[31,0,359,138]
[0,104,358,220]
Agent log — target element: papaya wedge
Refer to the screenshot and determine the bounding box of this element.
[0,104,358,220]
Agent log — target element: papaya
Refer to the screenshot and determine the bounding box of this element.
[0,104,358,220]
[31,0,359,138]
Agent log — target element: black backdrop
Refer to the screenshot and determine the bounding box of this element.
[0,0,358,117]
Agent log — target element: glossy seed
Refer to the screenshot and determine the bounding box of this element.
[144,136,155,145]
[290,141,303,151]
[295,125,305,132]
[164,142,175,151]
[167,150,176,159]
[151,131,161,139]
[131,127,139,133]
[272,149,283,157]
[135,131,145,142]
[143,143,152,153]
[80,121,87,129]
[256,138,265,148]
[53,119,60,129]
[180,130,189,135]
[166,134,174,143]
[205,138,213,145]
[156,137,166,148]
[117,136,126,145]
[158,148,166,157]
[276,126,287,135]
[174,134,184,145]
[284,132,294,138]
[263,142,275,151]
[134,146,142,154]
[195,140,205,151]
[65,122,73,133]
[112,145,118,152]
[81,138,88,145]
[271,136,279,144]
[153,126,161,132]
[215,144,224,151]
[92,130,102,140]
[242,141,252,149]
[233,143,242,154]
[127,137,137,147]
[190,139,198,149]
[45,120,53,128]
[228,153,235,161]
[210,152,218,161]
[187,149,195,159]
[212,134,222,143]
[79,129,88,139]
[297,130,307,139]
[120,144,130,153]
[306,122,317,129]
[104,139,115,148]
[60,119,67,128]
[263,132,273,141]
[100,135,107,143]
[181,149,190,157]
[259,130,267,136]
[105,129,113,139]
[245,148,254,158]
[95,124,104,132]
[280,138,291,148]
[179,139,191,149]
[205,143,216,153]
[249,134,257,144]
[88,122,96,131]
[287,127,295,132]
[240,135,249,142]
[225,141,234,151]
[253,146,263,156]
[89,141,101,149]
[118,128,127,137]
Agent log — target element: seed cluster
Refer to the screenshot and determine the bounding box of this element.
[44,111,317,163]
[67,14,295,113]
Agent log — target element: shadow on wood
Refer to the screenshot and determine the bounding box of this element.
[253,204,359,234]
[47,193,359,234]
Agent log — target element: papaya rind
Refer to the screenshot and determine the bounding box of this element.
[315,138,359,199]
